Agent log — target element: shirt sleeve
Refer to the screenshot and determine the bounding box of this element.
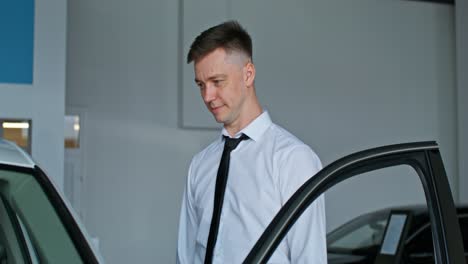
[177,161,198,264]
[278,145,327,264]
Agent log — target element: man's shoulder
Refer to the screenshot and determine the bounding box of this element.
[268,122,321,161]
[268,123,311,150]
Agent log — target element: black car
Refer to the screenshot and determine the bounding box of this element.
[327,205,468,264]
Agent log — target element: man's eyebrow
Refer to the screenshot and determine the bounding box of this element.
[195,74,227,83]
[208,74,227,80]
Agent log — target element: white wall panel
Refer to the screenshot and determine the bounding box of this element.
[181,0,229,128]
[0,0,66,188]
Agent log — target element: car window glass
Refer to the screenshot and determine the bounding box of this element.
[0,194,28,263]
[268,164,427,263]
[328,215,388,251]
[0,168,84,263]
[16,215,40,264]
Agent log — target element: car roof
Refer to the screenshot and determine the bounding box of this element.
[0,139,35,168]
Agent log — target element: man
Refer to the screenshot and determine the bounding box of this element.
[177,21,326,263]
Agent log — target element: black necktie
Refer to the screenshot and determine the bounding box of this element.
[204,134,249,264]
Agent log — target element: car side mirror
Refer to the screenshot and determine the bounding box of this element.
[374,211,412,264]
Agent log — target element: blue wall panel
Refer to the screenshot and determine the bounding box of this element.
[0,0,34,84]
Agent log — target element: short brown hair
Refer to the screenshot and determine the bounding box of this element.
[186,21,252,63]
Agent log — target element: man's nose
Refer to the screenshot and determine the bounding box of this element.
[202,84,216,103]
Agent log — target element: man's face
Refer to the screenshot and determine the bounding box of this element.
[194,48,248,126]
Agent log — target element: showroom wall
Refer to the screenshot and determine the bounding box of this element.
[0,0,67,187]
[66,1,211,262]
[67,0,459,263]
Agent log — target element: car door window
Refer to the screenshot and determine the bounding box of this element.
[248,163,426,263]
[328,217,388,252]
[243,142,465,264]
[309,165,425,263]
[325,164,424,253]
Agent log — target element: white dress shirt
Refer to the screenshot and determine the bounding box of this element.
[177,111,327,263]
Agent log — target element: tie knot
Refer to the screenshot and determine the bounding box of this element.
[223,134,249,151]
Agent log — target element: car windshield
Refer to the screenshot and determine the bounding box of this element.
[0,166,84,263]
[327,210,389,254]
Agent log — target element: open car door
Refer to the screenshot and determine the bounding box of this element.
[243,141,465,264]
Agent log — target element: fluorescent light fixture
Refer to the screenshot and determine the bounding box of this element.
[2,122,30,129]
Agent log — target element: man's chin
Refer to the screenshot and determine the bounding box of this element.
[213,116,224,124]
[212,114,227,124]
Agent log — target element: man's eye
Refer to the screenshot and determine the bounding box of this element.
[213,80,223,86]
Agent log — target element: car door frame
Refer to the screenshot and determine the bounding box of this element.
[243,141,465,264]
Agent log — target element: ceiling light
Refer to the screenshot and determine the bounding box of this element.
[2,122,30,129]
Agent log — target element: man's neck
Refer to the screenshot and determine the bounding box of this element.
[224,103,263,137]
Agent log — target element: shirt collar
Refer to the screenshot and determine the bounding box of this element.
[221,111,272,142]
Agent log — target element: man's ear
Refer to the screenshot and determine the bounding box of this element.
[244,61,256,87]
